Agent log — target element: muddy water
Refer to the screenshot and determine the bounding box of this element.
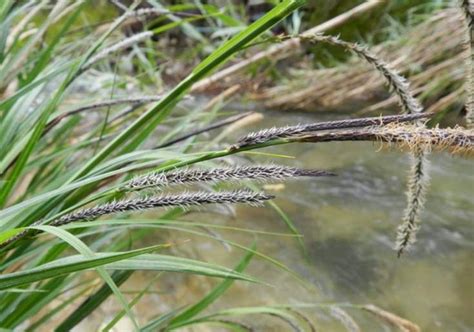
[78,112,473,331]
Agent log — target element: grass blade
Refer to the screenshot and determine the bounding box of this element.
[32,225,140,331]
[0,245,161,290]
[168,244,255,329]
[55,270,134,332]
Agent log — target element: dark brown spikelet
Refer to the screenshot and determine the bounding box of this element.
[50,190,274,227]
[0,191,273,249]
[233,113,430,149]
[125,165,335,191]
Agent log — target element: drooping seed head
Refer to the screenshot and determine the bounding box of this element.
[396,150,430,257]
[299,34,423,115]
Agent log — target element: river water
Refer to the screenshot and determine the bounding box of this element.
[76,111,473,331]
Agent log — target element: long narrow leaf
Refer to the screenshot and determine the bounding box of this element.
[168,245,255,329]
[55,271,134,332]
[0,245,161,290]
[32,225,140,331]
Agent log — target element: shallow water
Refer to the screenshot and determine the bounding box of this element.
[76,111,473,331]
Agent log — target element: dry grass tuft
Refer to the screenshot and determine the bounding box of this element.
[297,33,422,115]
[252,9,464,114]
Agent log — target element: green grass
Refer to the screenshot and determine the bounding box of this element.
[0,1,310,330]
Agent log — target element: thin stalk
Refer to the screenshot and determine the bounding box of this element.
[81,31,154,72]
[43,96,168,136]
[155,112,254,149]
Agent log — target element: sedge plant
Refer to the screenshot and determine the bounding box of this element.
[0,1,471,331]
